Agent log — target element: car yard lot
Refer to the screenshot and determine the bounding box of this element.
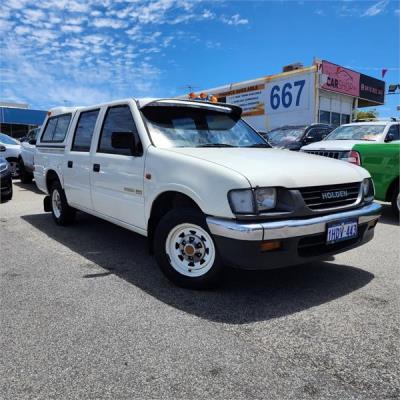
[1,182,399,400]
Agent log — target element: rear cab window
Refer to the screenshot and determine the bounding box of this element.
[71,109,100,152]
[41,114,72,143]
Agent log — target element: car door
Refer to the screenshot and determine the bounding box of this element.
[63,108,101,210]
[90,103,146,229]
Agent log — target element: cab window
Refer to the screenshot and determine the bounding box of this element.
[386,124,400,141]
[97,105,140,156]
[41,114,72,143]
[71,109,100,152]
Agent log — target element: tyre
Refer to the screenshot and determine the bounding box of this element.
[7,159,19,178]
[154,208,223,289]
[391,183,399,218]
[0,186,12,202]
[50,181,76,225]
[19,159,33,184]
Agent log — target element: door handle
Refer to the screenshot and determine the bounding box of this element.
[93,163,100,172]
[67,160,73,168]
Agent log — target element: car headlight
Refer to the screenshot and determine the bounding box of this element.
[228,188,277,214]
[0,161,8,172]
[362,178,374,203]
[254,187,277,211]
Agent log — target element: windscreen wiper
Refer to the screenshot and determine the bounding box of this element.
[245,143,271,148]
[196,143,236,147]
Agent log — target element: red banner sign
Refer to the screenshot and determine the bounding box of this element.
[321,61,360,97]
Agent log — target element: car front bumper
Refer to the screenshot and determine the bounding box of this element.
[206,202,381,269]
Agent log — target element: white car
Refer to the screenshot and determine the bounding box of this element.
[0,133,21,178]
[19,127,40,183]
[301,121,400,164]
[34,98,381,288]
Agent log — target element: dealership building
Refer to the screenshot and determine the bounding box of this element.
[186,59,386,131]
[0,102,47,139]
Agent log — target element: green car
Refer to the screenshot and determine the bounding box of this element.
[353,142,399,216]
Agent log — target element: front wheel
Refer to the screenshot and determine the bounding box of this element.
[391,185,399,218]
[50,181,76,225]
[154,208,223,289]
[19,159,33,183]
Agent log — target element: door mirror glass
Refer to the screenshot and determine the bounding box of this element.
[111,132,135,153]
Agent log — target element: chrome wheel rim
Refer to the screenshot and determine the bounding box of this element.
[52,189,62,219]
[9,161,19,177]
[165,223,216,277]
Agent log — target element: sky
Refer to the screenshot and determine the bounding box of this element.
[0,0,399,117]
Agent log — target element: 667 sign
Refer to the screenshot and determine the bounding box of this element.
[266,73,311,114]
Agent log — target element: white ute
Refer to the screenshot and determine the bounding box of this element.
[34,98,381,288]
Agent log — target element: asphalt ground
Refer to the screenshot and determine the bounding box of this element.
[1,181,399,400]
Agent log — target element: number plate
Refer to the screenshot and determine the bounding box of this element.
[326,218,358,244]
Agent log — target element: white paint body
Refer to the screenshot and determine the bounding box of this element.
[34,98,370,238]
[301,121,400,152]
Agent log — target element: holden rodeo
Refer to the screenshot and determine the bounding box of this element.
[34,98,381,288]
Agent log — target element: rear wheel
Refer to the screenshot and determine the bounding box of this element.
[154,208,223,289]
[19,159,33,183]
[50,181,76,225]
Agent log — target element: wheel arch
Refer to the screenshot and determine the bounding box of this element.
[45,169,63,193]
[147,191,203,253]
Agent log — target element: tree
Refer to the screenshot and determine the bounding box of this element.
[355,109,379,120]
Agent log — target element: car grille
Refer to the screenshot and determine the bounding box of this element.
[299,182,361,211]
[303,150,346,160]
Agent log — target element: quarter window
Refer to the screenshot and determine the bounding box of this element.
[72,109,100,152]
[98,105,139,155]
[41,114,72,142]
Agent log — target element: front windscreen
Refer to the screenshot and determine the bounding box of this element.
[141,105,267,148]
[267,127,306,147]
[325,124,386,141]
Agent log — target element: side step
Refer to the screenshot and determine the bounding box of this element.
[43,196,51,212]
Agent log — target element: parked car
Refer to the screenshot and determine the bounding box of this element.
[34,98,381,288]
[301,121,400,161]
[0,133,21,178]
[352,142,399,216]
[19,127,40,183]
[0,156,13,202]
[264,124,334,150]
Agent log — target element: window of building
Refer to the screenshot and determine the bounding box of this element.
[41,114,72,142]
[341,114,350,125]
[331,112,341,127]
[97,105,139,156]
[319,110,330,124]
[71,109,100,152]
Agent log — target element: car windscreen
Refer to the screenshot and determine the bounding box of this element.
[325,125,386,141]
[141,105,267,148]
[267,127,306,146]
[0,133,19,145]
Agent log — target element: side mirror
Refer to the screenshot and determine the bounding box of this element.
[304,135,316,144]
[29,139,37,145]
[385,133,394,143]
[0,145,5,152]
[111,132,141,156]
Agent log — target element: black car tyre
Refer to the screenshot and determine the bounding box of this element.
[19,159,33,184]
[50,181,76,225]
[0,186,12,202]
[154,208,223,289]
[391,183,399,218]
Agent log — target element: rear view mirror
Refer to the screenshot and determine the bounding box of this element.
[29,139,37,145]
[0,145,5,152]
[111,132,139,155]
